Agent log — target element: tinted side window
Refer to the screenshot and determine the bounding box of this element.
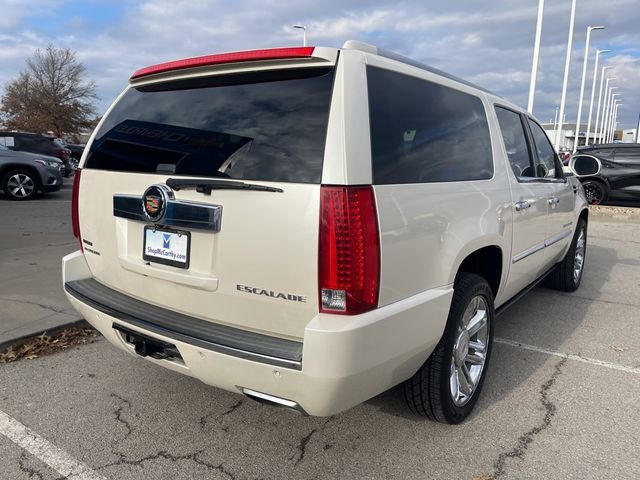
[588,149,615,158]
[367,67,493,184]
[494,107,534,178]
[15,136,37,150]
[527,119,559,179]
[614,148,640,162]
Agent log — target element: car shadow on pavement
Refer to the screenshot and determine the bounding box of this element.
[366,242,618,421]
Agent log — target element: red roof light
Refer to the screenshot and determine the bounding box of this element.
[131,47,315,80]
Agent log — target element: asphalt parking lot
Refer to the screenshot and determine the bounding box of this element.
[1,191,639,480]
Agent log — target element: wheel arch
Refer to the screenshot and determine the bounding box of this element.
[0,163,41,182]
[451,244,504,299]
[579,175,609,189]
[579,207,589,225]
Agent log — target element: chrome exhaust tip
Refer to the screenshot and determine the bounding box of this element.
[241,388,307,416]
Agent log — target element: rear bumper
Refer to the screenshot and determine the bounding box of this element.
[63,250,452,416]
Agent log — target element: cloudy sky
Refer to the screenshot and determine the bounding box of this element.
[1,0,639,130]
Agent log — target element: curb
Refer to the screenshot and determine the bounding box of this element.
[0,319,92,353]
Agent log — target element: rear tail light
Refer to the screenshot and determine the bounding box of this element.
[71,169,82,251]
[56,149,70,159]
[318,186,380,315]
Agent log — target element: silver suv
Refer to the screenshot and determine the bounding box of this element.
[63,41,588,423]
[0,144,63,200]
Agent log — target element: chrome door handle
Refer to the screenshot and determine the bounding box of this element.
[548,197,560,205]
[515,201,531,211]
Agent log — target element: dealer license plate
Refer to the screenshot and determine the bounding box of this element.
[143,226,190,269]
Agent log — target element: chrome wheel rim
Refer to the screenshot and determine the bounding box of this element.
[7,173,35,198]
[450,295,489,407]
[573,227,586,284]
[583,182,603,205]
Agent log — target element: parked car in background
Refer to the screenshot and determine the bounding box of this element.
[61,142,86,173]
[558,147,571,164]
[0,131,73,178]
[0,144,63,200]
[64,143,86,162]
[571,143,640,205]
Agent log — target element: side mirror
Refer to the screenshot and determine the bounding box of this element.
[569,155,601,177]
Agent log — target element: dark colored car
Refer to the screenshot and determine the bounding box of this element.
[0,144,63,200]
[64,143,85,160]
[558,146,571,165]
[571,143,640,205]
[0,131,73,177]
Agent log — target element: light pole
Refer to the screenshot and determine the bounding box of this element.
[604,92,620,143]
[599,82,616,144]
[555,0,578,150]
[609,102,622,143]
[585,49,609,146]
[292,25,307,46]
[527,0,545,113]
[574,26,605,152]
[591,65,612,145]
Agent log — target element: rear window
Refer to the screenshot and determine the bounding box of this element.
[367,66,493,184]
[85,67,336,183]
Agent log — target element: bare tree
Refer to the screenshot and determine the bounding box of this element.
[0,45,98,137]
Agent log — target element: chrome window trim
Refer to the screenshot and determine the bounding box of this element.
[114,193,222,232]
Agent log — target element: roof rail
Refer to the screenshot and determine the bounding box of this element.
[341,40,497,97]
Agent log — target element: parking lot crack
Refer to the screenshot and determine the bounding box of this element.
[222,399,244,416]
[110,393,133,440]
[293,417,335,466]
[488,358,567,479]
[200,399,244,430]
[0,297,70,316]
[17,450,49,480]
[97,449,237,479]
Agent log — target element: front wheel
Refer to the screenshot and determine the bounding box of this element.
[403,273,494,423]
[582,179,607,205]
[2,169,40,200]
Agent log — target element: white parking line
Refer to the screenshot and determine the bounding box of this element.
[496,338,640,375]
[0,409,106,480]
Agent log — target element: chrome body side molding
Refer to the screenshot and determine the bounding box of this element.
[512,229,573,264]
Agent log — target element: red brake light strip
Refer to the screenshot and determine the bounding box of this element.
[131,47,316,80]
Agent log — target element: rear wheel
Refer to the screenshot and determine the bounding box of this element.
[544,218,587,292]
[403,273,494,423]
[2,169,40,200]
[582,179,607,205]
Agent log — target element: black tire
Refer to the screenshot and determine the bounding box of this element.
[403,273,494,424]
[544,218,587,292]
[1,169,40,200]
[581,179,607,205]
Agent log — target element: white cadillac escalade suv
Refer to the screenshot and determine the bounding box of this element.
[62,41,588,423]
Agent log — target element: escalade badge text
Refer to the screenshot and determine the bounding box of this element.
[237,284,306,303]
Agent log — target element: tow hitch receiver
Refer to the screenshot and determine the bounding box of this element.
[113,323,183,362]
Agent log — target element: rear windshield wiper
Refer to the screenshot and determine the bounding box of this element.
[166,178,283,195]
